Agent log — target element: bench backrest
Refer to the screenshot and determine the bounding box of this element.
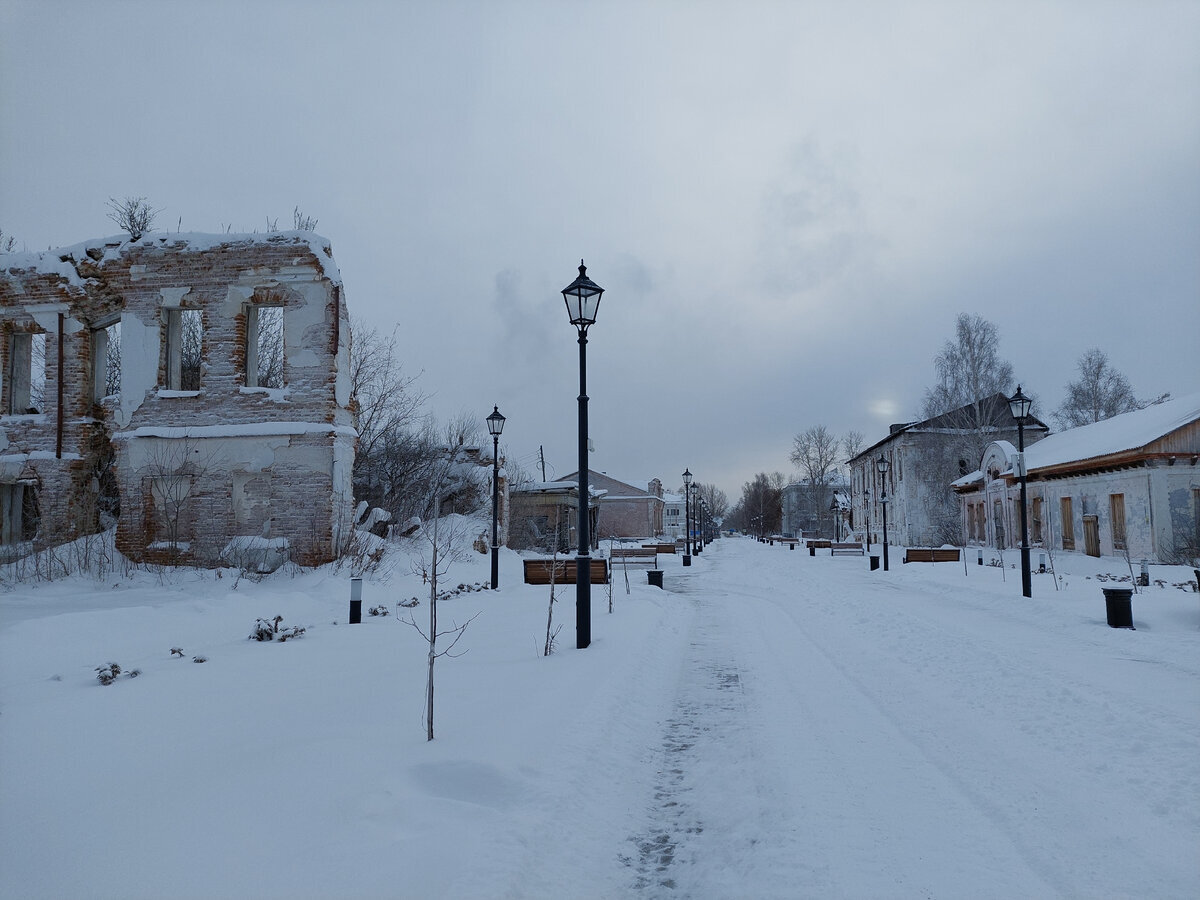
[522,558,610,584]
[903,548,961,563]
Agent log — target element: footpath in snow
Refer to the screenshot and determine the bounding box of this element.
[1,532,1198,899]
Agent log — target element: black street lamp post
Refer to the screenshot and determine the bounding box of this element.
[877,454,890,571]
[1009,385,1033,599]
[563,261,603,649]
[682,469,693,566]
[486,405,506,590]
[863,487,871,559]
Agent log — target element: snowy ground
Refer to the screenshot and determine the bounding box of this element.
[2,527,1198,899]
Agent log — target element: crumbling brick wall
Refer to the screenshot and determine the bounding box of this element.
[1,232,356,567]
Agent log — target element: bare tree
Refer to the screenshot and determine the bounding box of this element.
[349,320,429,517]
[0,228,16,252]
[921,313,1016,421]
[404,449,479,741]
[1053,348,1164,429]
[106,197,160,241]
[791,425,841,537]
[842,430,865,467]
[728,472,785,535]
[696,483,729,524]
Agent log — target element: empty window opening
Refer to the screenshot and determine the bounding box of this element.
[1031,497,1043,544]
[165,309,202,390]
[0,483,40,545]
[246,304,284,389]
[92,320,121,401]
[6,332,46,414]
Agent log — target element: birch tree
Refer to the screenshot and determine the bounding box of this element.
[1053,348,1165,429]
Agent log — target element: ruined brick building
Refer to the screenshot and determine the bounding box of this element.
[0,232,355,567]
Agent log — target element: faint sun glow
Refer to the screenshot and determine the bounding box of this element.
[870,398,899,419]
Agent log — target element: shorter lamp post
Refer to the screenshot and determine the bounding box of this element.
[682,469,693,566]
[486,405,506,590]
[877,454,890,571]
[697,499,706,553]
[1009,385,1033,598]
[863,488,871,557]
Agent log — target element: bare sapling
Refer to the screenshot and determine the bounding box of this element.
[403,446,479,741]
[1043,500,1061,590]
[1121,542,1139,595]
[543,541,562,656]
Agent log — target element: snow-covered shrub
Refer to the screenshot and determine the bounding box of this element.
[249,615,305,643]
[170,647,184,658]
[192,655,207,663]
[368,604,389,617]
[95,663,140,685]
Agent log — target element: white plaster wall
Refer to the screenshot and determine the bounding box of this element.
[116,311,162,429]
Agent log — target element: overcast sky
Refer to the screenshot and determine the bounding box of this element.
[3,0,1197,502]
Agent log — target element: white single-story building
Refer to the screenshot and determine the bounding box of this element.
[953,393,1200,564]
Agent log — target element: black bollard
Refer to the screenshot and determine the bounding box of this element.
[350,577,362,624]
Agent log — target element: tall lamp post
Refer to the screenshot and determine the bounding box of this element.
[877,454,890,571]
[682,469,693,566]
[697,498,706,553]
[1009,385,1033,598]
[486,405,506,590]
[563,261,603,649]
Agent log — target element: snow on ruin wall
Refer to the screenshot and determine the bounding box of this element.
[0,232,356,566]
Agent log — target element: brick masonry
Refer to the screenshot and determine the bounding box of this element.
[1,232,356,566]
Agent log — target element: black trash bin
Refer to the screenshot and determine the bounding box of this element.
[647,569,664,588]
[809,545,816,557]
[1102,587,1134,629]
[870,555,880,571]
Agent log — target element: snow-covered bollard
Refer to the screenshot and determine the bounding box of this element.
[350,577,363,624]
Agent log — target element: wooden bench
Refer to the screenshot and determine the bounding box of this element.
[643,543,677,554]
[611,547,658,566]
[522,558,610,585]
[831,542,865,556]
[806,539,832,549]
[903,547,962,564]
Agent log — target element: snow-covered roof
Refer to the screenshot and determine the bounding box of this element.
[1024,392,1200,471]
[2,230,341,286]
[513,480,607,499]
[954,393,1200,487]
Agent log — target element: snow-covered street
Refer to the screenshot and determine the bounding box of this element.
[2,533,1198,899]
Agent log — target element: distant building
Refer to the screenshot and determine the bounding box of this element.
[953,393,1200,564]
[557,470,664,540]
[849,394,1049,548]
[506,480,603,553]
[662,490,685,539]
[781,474,848,539]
